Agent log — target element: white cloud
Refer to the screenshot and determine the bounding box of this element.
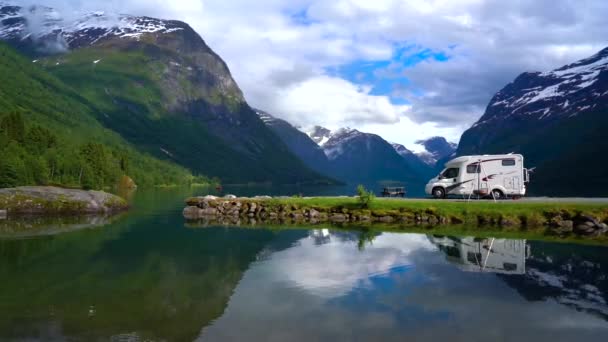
[270,76,406,127]
[16,0,608,149]
[266,231,435,298]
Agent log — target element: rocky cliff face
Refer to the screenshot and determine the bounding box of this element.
[256,110,332,178]
[0,3,326,184]
[457,47,608,195]
[391,143,434,178]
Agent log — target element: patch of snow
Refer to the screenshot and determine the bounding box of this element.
[538,108,552,120]
[32,59,38,63]
[0,4,185,46]
[576,78,598,89]
[528,268,566,287]
[93,59,101,64]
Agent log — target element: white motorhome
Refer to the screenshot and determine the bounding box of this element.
[424,154,529,199]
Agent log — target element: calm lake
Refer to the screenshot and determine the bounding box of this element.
[1,187,608,341]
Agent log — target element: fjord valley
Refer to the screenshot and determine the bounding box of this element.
[0,3,332,192]
[2,2,608,341]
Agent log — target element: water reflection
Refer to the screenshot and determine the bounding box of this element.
[200,230,608,341]
[429,236,529,274]
[0,214,125,239]
[1,188,608,342]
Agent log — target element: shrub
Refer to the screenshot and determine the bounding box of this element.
[356,184,375,209]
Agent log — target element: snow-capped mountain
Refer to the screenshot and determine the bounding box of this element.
[322,128,368,160]
[256,110,332,177]
[413,137,457,167]
[306,126,332,147]
[391,142,435,178]
[0,3,186,52]
[470,47,608,130]
[458,46,608,196]
[391,143,416,158]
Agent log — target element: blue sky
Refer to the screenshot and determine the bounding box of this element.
[327,46,452,105]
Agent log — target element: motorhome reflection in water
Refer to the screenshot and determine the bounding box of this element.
[425,154,530,199]
[429,236,529,275]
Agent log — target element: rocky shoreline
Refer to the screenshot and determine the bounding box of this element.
[183,196,608,238]
[0,186,129,217]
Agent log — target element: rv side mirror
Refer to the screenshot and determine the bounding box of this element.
[438,176,444,180]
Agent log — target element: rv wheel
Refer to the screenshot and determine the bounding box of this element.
[432,187,446,199]
[491,189,504,200]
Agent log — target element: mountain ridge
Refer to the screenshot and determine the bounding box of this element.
[0,3,331,184]
[457,46,608,196]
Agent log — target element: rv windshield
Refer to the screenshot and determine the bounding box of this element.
[440,168,459,179]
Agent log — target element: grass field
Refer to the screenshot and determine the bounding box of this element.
[262,197,608,221]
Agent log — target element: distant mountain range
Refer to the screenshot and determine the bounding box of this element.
[256,112,446,185]
[414,137,457,167]
[458,46,608,196]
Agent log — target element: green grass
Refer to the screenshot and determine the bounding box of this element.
[262,197,608,218]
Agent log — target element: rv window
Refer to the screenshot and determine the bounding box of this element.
[502,159,516,166]
[442,168,459,179]
[466,164,481,174]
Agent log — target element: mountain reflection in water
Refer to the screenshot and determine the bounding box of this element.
[0,188,607,341]
[200,230,608,342]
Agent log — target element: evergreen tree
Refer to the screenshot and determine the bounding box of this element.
[0,111,25,143]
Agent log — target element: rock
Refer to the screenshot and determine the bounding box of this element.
[0,209,6,220]
[224,194,237,199]
[377,216,394,223]
[551,220,574,235]
[203,195,218,201]
[183,206,202,220]
[329,213,347,222]
[559,220,574,230]
[428,216,439,225]
[0,186,128,215]
[575,224,596,235]
[248,202,257,213]
[291,213,304,220]
[200,208,218,216]
[309,209,319,218]
[580,214,600,226]
[499,217,517,227]
[450,217,464,224]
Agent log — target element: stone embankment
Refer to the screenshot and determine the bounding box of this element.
[0,186,129,217]
[183,196,608,238]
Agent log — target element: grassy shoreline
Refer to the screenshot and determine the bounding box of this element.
[184,196,608,242]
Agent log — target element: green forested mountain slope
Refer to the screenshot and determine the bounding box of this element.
[37,37,330,185]
[0,5,333,185]
[0,43,201,188]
